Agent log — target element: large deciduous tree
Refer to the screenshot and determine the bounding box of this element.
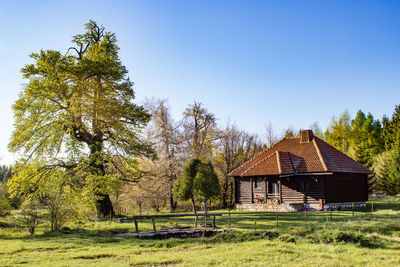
[8,21,153,217]
[325,111,352,153]
[214,122,264,208]
[145,99,182,212]
[183,102,217,159]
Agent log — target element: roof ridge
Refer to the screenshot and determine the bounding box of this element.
[314,137,372,173]
[228,137,288,176]
[285,151,296,173]
[276,151,282,174]
[313,138,328,171]
[240,151,278,176]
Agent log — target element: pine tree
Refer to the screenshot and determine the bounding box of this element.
[350,111,384,168]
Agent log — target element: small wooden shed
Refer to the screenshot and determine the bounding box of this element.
[228,130,371,211]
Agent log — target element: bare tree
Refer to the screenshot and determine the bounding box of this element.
[264,122,278,148]
[309,121,324,139]
[282,126,296,138]
[145,98,182,211]
[183,102,217,160]
[215,122,265,208]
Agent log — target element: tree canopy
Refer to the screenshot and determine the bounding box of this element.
[193,161,220,212]
[8,21,153,216]
[173,158,201,213]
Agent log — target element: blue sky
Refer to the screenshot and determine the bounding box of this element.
[1,0,400,164]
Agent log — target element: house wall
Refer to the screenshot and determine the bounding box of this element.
[281,176,325,204]
[235,177,252,203]
[325,173,368,203]
[234,173,368,205]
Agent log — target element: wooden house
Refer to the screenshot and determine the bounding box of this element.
[228,130,371,211]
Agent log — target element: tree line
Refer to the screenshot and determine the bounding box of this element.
[325,107,400,195]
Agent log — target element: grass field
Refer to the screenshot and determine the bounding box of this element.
[1,198,400,266]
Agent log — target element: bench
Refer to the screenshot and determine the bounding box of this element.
[121,213,223,233]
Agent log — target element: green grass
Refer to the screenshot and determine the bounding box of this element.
[1,199,400,266]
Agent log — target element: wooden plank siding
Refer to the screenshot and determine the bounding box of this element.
[325,173,368,203]
[281,176,324,204]
[235,173,368,205]
[235,177,252,203]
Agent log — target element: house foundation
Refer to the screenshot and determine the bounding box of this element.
[236,202,366,212]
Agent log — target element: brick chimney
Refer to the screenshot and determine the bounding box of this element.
[300,130,313,143]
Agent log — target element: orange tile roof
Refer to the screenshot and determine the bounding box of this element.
[228,130,371,177]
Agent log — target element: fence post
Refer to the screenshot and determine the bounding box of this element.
[254,220,257,232]
[276,212,279,228]
[330,208,332,221]
[371,200,374,212]
[228,208,231,230]
[352,203,354,217]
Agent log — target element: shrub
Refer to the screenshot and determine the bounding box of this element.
[20,199,42,235]
[277,235,296,243]
[0,197,12,216]
[320,231,377,248]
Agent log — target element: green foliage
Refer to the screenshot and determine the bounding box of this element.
[0,183,12,216]
[8,21,154,216]
[374,148,400,195]
[193,161,221,203]
[319,231,376,247]
[0,197,12,217]
[382,105,400,150]
[174,158,201,202]
[0,165,12,183]
[349,111,384,168]
[19,199,42,235]
[325,111,352,153]
[8,162,99,230]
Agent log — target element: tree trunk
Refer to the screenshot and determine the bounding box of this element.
[90,143,115,218]
[97,194,114,218]
[191,198,197,214]
[169,176,177,212]
[222,176,229,209]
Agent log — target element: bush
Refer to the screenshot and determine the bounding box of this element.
[277,235,296,243]
[20,200,42,235]
[0,197,12,216]
[320,231,377,248]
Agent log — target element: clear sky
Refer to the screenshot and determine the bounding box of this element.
[1,0,400,165]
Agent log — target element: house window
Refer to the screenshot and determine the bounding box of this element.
[268,181,276,194]
[298,181,310,192]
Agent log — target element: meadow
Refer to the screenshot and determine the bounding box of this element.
[0,198,399,266]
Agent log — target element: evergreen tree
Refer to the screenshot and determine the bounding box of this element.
[173,158,201,213]
[193,161,220,213]
[0,165,12,183]
[376,148,400,195]
[382,105,400,150]
[350,111,384,168]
